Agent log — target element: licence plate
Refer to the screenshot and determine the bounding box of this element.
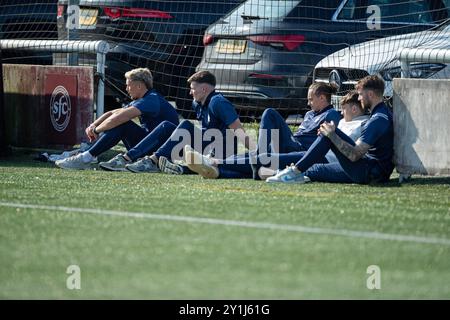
[215,39,247,54]
[79,9,98,29]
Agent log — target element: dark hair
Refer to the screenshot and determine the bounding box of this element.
[309,82,336,103]
[340,90,363,112]
[355,75,385,97]
[187,71,216,87]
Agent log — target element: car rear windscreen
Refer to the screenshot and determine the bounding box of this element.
[224,0,301,22]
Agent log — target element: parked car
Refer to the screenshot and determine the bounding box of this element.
[196,0,449,117]
[54,0,243,115]
[314,18,450,108]
[0,0,57,65]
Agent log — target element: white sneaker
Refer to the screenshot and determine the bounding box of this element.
[55,153,94,170]
[99,154,131,171]
[184,145,219,179]
[125,156,160,173]
[266,165,311,184]
[257,166,277,180]
[158,156,184,175]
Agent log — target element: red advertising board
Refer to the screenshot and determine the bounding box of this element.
[3,65,94,148]
[45,73,78,145]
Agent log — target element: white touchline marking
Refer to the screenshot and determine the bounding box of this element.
[1,201,450,246]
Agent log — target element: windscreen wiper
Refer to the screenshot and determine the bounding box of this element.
[240,14,269,21]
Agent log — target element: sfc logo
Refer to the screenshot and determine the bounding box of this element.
[50,86,71,132]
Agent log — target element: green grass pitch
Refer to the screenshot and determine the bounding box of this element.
[1,151,449,299]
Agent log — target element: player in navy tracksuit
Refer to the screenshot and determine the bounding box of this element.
[55,68,179,170]
[266,75,394,184]
[124,70,255,174]
[184,82,342,179]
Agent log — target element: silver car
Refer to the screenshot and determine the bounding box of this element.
[314,19,450,107]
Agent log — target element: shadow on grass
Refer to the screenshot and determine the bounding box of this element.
[369,175,450,187]
[0,149,121,169]
[400,176,450,186]
[2,151,450,187]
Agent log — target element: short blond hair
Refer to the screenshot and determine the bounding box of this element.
[125,68,153,89]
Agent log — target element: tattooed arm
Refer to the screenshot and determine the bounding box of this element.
[319,121,371,162]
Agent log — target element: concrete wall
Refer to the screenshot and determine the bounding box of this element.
[393,78,450,176]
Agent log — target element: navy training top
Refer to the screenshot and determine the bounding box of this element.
[193,91,239,134]
[128,89,179,132]
[359,102,394,178]
[294,105,341,149]
[192,91,240,157]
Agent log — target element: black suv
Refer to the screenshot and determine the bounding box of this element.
[54,0,243,114]
[0,0,57,65]
[197,0,449,117]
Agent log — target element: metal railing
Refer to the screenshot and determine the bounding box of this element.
[0,40,110,117]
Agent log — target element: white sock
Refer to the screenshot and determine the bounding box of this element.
[81,151,95,163]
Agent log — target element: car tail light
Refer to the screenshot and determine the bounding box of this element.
[247,35,305,51]
[57,5,64,18]
[104,7,122,19]
[104,7,173,20]
[203,34,214,46]
[248,73,285,80]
